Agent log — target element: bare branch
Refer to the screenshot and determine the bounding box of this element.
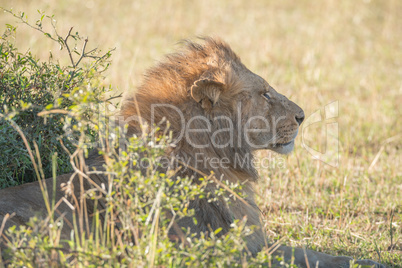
[105,93,123,103]
[75,37,88,67]
[64,27,75,67]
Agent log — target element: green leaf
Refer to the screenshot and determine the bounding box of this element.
[214,228,222,235]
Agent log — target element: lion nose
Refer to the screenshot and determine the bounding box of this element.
[295,114,305,125]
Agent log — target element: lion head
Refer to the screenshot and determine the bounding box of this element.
[121,38,304,174]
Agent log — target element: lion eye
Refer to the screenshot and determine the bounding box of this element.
[262,92,271,100]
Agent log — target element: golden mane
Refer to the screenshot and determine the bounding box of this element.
[121,37,245,127]
[120,37,257,181]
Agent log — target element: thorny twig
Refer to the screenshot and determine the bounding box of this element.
[64,27,76,67]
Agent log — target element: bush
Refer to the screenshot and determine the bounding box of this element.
[1,129,271,267]
[0,10,113,188]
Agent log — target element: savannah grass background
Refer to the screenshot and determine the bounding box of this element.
[1,0,401,266]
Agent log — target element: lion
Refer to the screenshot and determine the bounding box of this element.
[0,38,384,267]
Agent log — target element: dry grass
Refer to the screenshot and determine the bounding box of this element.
[1,0,401,266]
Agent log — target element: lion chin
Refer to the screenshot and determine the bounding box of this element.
[268,130,299,154]
[0,37,384,268]
[269,140,295,155]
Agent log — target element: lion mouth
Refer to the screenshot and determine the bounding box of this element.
[272,141,293,148]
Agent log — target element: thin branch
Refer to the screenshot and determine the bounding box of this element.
[64,27,75,67]
[75,38,88,67]
[0,8,59,42]
[85,47,98,55]
[38,109,70,116]
[105,93,123,103]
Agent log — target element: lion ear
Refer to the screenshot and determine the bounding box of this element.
[191,78,225,111]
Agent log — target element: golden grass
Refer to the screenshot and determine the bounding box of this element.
[1,0,401,266]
